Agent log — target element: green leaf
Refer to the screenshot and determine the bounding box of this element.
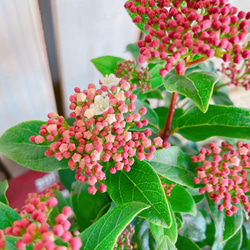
[0,121,68,172]
[0,180,9,205]
[223,205,243,242]
[167,185,197,216]
[175,105,250,141]
[58,168,76,191]
[135,217,157,250]
[148,147,196,188]
[175,213,183,229]
[0,202,21,229]
[132,100,160,134]
[163,71,218,113]
[91,56,124,76]
[176,236,201,250]
[71,181,111,231]
[126,43,140,60]
[157,236,177,250]
[4,236,19,250]
[206,194,243,242]
[223,227,242,250]
[150,204,177,245]
[106,159,172,228]
[79,202,149,250]
[146,64,164,91]
[146,89,163,100]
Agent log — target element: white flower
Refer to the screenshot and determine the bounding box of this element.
[84,108,95,119]
[90,95,110,115]
[100,74,121,88]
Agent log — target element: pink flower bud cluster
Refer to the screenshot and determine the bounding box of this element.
[2,185,82,250]
[217,61,250,90]
[30,76,169,195]
[192,141,250,216]
[162,182,175,197]
[114,224,135,250]
[114,60,152,93]
[125,0,250,77]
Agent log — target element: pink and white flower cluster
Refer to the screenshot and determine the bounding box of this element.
[125,0,250,76]
[30,75,169,195]
[192,141,250,216]
[218,61,250,90]
[114,224,134,250]
[1,185,82,250]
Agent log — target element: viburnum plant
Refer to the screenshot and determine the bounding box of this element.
[1,0,250,249]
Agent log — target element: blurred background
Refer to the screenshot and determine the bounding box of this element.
[0,0,250,204]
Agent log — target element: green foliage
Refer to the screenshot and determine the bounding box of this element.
[146,64,164,91]
[148,147,196,187]
[71,181,111,231]
[0,180,9,205]
[175,105,250,141]
[91,56,124,76]
[0,121,68,172]
[167,185,197,216]
[0,202,21,229]
[106,159,172,228]
[58,168,76,191]
[79,202,149,250]
[163,71,218,113]
[176,235,201,250]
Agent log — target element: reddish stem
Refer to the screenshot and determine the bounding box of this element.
[162,92,179,142]
[185,56,208,67]
[162,68,186,142]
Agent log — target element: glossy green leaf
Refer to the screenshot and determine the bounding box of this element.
[175,105,250,141]
[176,236,201,250]
[4,236,19,249]
[79,202,149,250]
[150,204,177,245]
[106,159,172,228]
[154,107,184,132]
[135,217,157,250]
[206,194,224,242]
[71,181,111,231]
[167,185,197,216]
[146,89,163,100]
[157,236,177,250]
[0,202,21,229]
[163,71,218,113]
[223,205,243,242]
[148,147,196,188]
[0,121,68,172]
[240,226,248,250]
[146,64,164,91]
[91,56,124,76]
[0,180,9,205]
[175,213,183,229]
[126,43,140,60]
[223,227,242,250]
[58,168,76,191]
[206,194,243,242]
